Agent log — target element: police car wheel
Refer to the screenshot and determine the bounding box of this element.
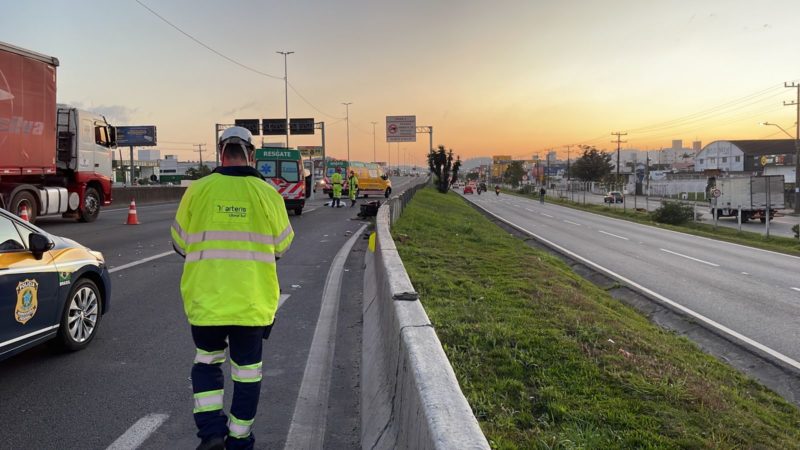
[57,278,102,351]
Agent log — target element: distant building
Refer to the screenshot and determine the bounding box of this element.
[694,139,796,182]
[138,149,161,161]
[491,155,512,179]
[692,141,702,152]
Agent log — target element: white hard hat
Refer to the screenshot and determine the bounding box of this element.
[219,126,254,162]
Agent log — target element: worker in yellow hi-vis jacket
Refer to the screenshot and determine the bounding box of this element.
[331,166,344,208]
[171,126,294,450]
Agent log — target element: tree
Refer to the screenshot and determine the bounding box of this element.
[185,165,212,180]
[503,161,525,188]
[571,146,613,181]
[450,157,461,186]
[427,145,461,193]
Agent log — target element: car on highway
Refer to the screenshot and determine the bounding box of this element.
[463,184,474,194]
[0,208,111,361]
[604,191,624,203]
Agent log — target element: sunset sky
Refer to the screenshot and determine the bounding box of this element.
[5,0,800,165]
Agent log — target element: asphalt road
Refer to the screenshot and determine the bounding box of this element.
[544,188,799,238]
[463,191,800,370]
[0,176,420,449]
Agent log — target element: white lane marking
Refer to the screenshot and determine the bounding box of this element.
[598,230,629,240]
[284,223,367,450]
[278,294,291,309]
[541,213,553,218]
[525,208,535,212]
[742,272,750,275]
[792,287,800,293]
[659,248,719,267]
[109,251,175,273]
[563,220,581,226]
[106,413,169,450]
[469,202,800,373]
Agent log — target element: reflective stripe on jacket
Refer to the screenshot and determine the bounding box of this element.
[171,171,293,326]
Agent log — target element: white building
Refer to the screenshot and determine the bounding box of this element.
[694,139,796,183]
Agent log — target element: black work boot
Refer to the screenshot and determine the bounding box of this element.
[196,436,225,450]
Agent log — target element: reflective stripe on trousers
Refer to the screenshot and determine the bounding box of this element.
[195,348,226,365]
[228,414,255,439]
[231,361,263,383]
[193,389,224,413]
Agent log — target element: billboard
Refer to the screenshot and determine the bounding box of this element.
[234,119,260,135]
[386,115,416,142]
[290,118,315,135]
[298,146,323,158]
[116,126,157,146]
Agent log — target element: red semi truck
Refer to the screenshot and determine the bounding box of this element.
[0,41,115,223]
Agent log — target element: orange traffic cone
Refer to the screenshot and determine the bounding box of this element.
[19,205,30,222]
[126,199,140,225]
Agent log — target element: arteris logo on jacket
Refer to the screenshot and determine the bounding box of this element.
[214,200,251,223]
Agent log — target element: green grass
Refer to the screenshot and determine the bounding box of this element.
[504,189,800,256]
[393,187,800,449]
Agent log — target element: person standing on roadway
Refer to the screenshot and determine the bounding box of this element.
[539,186,546,204]
[331,166,343,208]
[171,126,294,450]
[348,169,359,207]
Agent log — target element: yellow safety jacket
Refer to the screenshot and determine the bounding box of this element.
[331,172,343,198]
[171,167,294,326]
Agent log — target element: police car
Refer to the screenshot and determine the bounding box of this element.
[0,207,110,361]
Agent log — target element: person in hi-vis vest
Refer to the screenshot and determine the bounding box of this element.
[171,126,293,450]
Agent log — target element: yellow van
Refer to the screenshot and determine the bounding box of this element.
[348,162,392,198]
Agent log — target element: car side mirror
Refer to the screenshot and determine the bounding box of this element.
[29,233,54,260]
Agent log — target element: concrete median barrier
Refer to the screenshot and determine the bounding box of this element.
[362,181,489,450]
[111,186,186,206]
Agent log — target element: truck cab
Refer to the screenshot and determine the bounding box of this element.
[55,105,115,220]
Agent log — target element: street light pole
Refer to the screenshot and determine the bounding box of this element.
[277,51,294,148]
[371,121,377,163]
[342,102,352,165]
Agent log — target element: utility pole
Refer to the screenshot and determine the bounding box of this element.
[342,102,352,165]
[612,131,627,188]
[277,51,294,148]
[194,144,206,172]
[371,121,377,163]
[564,145,571,183]
[783,81,800,213]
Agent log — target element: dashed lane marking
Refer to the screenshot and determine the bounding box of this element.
[792,287,800,293]
[279,294,291,309]
[106,413,169,450]
[660,248,719,267]
[109,251,175,273]
[525,208,535,212]
[563,220,581,226]
[598,230,629,240]
[541,213,553,218]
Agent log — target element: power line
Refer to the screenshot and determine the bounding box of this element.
[287,81,343,120]
[135,0,283,80]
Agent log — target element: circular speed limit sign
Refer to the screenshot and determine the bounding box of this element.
[711,188,721,198]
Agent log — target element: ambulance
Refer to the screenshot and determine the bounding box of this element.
[254,147,307,215]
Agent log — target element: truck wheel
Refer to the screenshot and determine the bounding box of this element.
[79,188,101,223]
[294,207,303,216]
[385,188,391,198]
[10,191,38,223]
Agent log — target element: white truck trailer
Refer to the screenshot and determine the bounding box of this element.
[709,175,784,223]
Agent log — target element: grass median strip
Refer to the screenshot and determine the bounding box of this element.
[393,187,800,449]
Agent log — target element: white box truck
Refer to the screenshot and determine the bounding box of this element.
[709,175,784,223]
